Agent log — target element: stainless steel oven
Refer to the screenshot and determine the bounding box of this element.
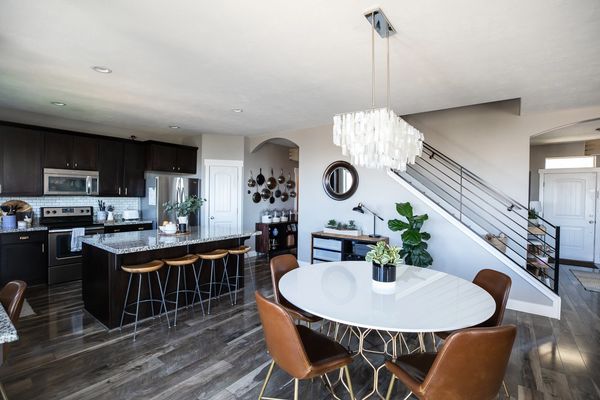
[47,226,104,284]
[43,168,99,196]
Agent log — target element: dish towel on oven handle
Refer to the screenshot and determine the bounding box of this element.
[70,227,86,252]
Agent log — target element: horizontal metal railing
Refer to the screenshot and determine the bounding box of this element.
[393,142,560,294]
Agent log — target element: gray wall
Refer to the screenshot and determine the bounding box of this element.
[529,141,586,201]
[243,140,298,247]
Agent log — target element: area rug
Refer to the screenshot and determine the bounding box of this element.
[572,270,600,293]
[20,299,35,317]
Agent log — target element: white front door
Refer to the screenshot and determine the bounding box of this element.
[206,161,242,236]
[542,172,596,261]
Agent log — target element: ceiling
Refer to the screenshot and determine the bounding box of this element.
[0,1,599,140]
[530,118,600,145]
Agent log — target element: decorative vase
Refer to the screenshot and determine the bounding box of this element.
[97,211,107,222]
[2,215,17,230]
[177,216,189,225]
[372,262,397,283]
[107,211,114,222]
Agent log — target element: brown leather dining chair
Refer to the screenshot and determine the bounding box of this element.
[0,280,27,400]
[270,254,322,325]
[255,292,355,400]
[385,325,517,400]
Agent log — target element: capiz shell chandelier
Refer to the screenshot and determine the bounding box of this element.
[333,9,424,171]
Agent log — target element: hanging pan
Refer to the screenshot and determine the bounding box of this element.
[266,168,277,190]
[252,186,261,203]
[261,187,271,200]
[256,168,265,186]
[247,170,256,187]
[277,169,286,184]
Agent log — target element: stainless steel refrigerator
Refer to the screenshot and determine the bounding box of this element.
[141,173,201,229]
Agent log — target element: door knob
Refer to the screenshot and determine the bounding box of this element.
[210,216,215,220]
[589,221,595,224]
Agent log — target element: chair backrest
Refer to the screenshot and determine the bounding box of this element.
[422,325,516,400]
[473,269,511,327]
[269,254,299,305]
[0,280,27,324]
[255,291,311,378]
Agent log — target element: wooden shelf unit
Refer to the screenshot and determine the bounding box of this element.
[310,231,389,264]
[255,221,298,258]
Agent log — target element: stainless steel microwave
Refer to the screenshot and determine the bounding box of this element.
[43,168,99,196]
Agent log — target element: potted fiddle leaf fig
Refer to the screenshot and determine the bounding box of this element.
[388,202,433,268]
[365,241,402,283]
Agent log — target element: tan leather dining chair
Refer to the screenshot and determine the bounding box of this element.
[255,292,354,400]
[386,325,517,400]
[270,254,322,324]
[0,280,27,400]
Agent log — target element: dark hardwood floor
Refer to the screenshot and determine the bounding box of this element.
[1,259,599,399]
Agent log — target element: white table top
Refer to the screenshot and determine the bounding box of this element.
[279,261,496,333]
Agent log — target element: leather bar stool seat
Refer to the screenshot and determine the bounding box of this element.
[219,245,251,305]
[197,249,230,314]
[163,254,203,326]
[120,260,169,340]
[270,254,322,324]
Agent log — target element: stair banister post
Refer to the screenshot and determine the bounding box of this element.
[554,226,560,293]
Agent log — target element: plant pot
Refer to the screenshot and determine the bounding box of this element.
[372,262,396,283]
[97,211,107,222]
[107,211,114,222]
[1,215,17,230]
[177,216,189,225]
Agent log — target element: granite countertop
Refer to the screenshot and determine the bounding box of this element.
[0,225,48,234]
[0,305,18,344]
[82,227,260,254]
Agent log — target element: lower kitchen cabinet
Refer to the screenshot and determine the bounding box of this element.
[0,230,48,286]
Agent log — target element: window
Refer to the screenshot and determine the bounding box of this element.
[545,156,595,169]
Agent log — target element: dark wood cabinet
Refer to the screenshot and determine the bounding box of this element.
[122,142,146,197]
[98,139,124,196]
[0,126,44,196]
[44,132,97,170]
[146,142,197,174]
[176,147,198,174]
[0,231,47,286]
[255,222,298,258]
[310,231,389,263]
[103,223,153,234]
[72,136,98,170]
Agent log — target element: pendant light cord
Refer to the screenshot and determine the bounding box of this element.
[371,12,375,109]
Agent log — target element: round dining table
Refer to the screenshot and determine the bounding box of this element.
[279,261,496,399]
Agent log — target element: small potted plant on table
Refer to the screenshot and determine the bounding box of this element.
[366,241,402,289]
[163,196,204,232]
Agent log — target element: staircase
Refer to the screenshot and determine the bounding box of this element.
[389,142,561,318]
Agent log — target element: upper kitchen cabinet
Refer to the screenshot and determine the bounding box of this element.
[97,139,145,197]
[146,141,197,174]
[44,132,98,170]
[0,125,44,196]
[122,141,146,197]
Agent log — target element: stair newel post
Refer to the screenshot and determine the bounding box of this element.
[554,226,560,293]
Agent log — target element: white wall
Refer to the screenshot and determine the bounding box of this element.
[529,141,586,201]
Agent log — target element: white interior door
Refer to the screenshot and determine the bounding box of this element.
[206,161,242,236]
[542,172,596,261]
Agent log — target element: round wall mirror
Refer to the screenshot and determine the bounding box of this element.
[322,161,359,200]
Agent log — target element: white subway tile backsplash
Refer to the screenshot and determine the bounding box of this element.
[0,196,141,219]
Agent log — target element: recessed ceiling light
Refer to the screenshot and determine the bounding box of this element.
[232,108,243,113]
[169,125,180,129]
[51,101,66,106]
[91,66,112,74]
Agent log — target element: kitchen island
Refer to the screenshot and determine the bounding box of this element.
[81,228,258,329]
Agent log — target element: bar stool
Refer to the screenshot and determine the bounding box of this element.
[197,249,229,314]
[162,254,204,326]
[120,260,169,341]
[221,245,251,305]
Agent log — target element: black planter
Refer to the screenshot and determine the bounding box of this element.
[372,262,397,283]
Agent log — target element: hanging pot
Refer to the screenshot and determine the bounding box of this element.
[274,184,282,198]
[281,192,289,202]
[289,190,296,198]
[252,186,261,203]
[266,168,277,190]
[256,168,265,186]
[277,169,286,184]
[269,195,275,204]
[247,170,256,187]
[286,173,295,189]
[261,188,271,200]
